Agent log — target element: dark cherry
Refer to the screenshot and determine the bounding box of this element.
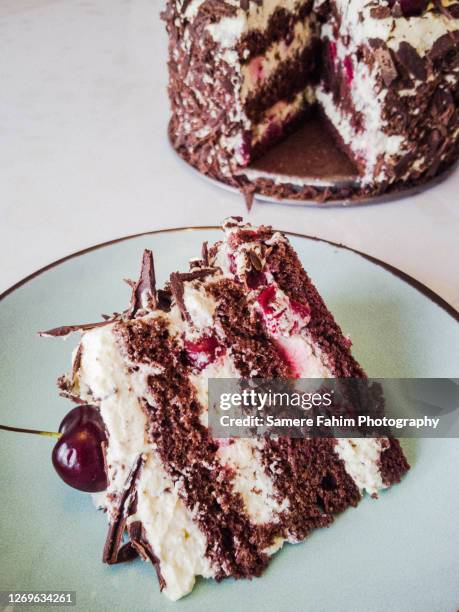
[58,404,105,435]
[52,405,107,493]
[388,0,428,17]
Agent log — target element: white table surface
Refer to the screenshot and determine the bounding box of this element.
[1,0,458,309]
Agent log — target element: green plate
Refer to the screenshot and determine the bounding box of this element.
[1,228,458,612]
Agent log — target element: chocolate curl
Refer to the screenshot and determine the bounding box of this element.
[102,455,144,565]
[201,241,209,266]
[434,0,452,18]
[180,0,192,13]
[39,319,114,338]
[169,272,189,322]
[128,521,166,591]
[170,268,217,322]
[242,184,256,211]
[128,249,157,318]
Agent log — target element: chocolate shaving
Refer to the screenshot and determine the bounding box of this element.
[396,42,427,81]
[115,542,139,563]
[170,268,217,322]
[169,272,189,322]
[429,32,457,62]
[175,268,217,282]
[71,344,83,384]
[102,455,143,565]
[370,6,391,18]
[39,319,115,338]
[248,251,263,271]
[58,391,89,405]
[241,184,256,211]
[201,241,209,266]
[180,0,192,14]
[189,259,203,270]
[128,250,157,318]
[374,45,398,87]
[128,521,166,591]
[434,0,452,18]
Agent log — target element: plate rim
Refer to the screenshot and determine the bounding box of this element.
[1,225,457,323]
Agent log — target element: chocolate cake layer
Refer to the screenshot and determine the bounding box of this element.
[237,2,315,60]
[244,42,320,121]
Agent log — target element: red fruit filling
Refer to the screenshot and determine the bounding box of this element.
[228,253,237,275]
[344,56,354,84]
[329,41,337,63]
[185,335,222,369]
[257,285,276,314]
[275,342,300,379]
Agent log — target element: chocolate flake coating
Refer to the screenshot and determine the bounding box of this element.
[128,249,157,318]
[102,455,144,565]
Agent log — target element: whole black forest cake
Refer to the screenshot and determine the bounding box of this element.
[164,0,459,202]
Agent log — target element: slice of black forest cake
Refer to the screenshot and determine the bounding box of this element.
[43,218,409,600]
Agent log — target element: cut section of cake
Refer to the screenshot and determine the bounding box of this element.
[164,1,321,176]
[164,1,459,201]
[42,218,409,600]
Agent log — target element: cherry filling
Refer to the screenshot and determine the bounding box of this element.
[257,285,276,314]
[275,342,300,379]
[184,335,222,369]
[344,56,354,85]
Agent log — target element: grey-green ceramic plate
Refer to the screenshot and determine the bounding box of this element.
[1,228,458,612]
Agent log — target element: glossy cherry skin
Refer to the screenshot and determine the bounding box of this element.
[58,404,105,435]
[52,405,107,493]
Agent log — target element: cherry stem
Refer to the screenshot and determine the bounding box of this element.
[0,424,61,438]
